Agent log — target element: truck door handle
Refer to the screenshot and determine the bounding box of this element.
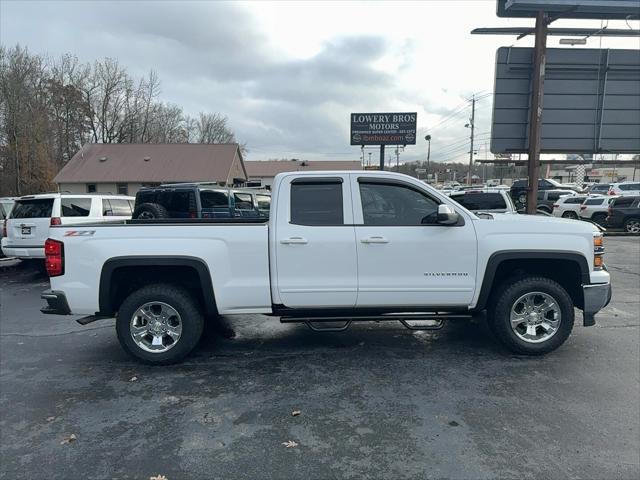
[361,236,389,244]
[280,236,308,245]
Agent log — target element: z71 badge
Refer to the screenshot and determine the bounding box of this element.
[64,230,96,236]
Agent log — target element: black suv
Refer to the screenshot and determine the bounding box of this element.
[133,184,270,219]
[606,196,640,233]
[510,178,579,207]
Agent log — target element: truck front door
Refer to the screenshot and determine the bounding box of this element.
[273,176,358,308]
[351,175,477,308]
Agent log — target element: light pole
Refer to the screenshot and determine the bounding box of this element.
[425,134,431,183]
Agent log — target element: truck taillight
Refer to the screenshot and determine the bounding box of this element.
[580,205,586,210]
[50,217,62,226]
[608,190,615,195]
[553,204,559,208]
[2,219,6,238]
[608,207,613,215]
[44,238,64,277]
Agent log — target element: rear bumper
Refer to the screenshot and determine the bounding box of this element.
[582,282,612,327]
[41,290,71,315]
[1,240,45,259]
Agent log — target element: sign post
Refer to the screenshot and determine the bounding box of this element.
[350,112,417,171]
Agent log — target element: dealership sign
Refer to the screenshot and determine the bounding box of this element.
[350,112,417,146]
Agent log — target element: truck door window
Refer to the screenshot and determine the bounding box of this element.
[359,182,439,225]
[290,181,343,225]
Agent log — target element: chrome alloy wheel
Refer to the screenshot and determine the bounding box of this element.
[626,219,640,234]
[130,302,182,353]
[509,292,561,344]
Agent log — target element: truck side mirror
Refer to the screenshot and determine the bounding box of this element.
[436,204,459,225]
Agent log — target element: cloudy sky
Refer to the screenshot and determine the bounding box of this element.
[1,0,638,163]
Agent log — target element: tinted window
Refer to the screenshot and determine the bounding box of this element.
[103,199,133,216]
[136,190,156,205]
[452,193,506,210]
[158,190,192,212]
[360,182,439,225]
[11,199,54,218]
[291,181,343,225]
[565,197,585,204]
[61,198,92,217]
[537,191,544,200]
[256,194,271,210]
[547,192,563,201]
[200,190,229,208]
[591,184,610,191]
[0,204,6,220]
[585,198,605,206]
[234,193,253,210]
[614,197,635,207]
[620,183,640,191]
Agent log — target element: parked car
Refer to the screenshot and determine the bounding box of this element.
[532,190,575,214]
[1,193,134,260]
[608,181,640,197]
[510,178,582,206]
[587,183,611,195]
[579,196,618,225]
[552,195,590,219]
[42,171,610,364]
[133,183,271,219]
[606,196,640,233]
[0,198,16,258]
[449,189,516,214]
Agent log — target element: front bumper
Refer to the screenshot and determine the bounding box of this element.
[582,282,612,327]
[41,290,71,315]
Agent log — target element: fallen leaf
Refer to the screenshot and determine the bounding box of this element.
[448,420,460,427]
[150,475,168,480]
[60,433,76,445]
[282,440,298,448]
[46,416,56,422]
[291,410,301,417]
[129,376,138,382]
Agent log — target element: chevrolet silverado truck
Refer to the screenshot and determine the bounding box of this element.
[41,171,611,364]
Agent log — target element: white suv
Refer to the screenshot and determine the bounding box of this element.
[579,196,618,225]
[608,182,640,196]
[1,193,134,259]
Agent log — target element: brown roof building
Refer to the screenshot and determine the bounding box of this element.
[245,160,362,188]
[54,143,247,195]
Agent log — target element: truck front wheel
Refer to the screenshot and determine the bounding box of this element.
[488,276,574,355]
[116,284,204,364]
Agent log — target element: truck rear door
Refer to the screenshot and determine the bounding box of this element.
[273,176,357,308]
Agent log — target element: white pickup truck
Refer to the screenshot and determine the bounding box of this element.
[41,171,611,364]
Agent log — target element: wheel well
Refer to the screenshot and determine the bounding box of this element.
[483,258,585,310]
[100,260,217,317]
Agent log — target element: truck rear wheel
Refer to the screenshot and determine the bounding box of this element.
[488,276,574,355]
[116,284,204,364]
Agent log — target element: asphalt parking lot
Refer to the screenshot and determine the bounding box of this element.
[1,237,639,480]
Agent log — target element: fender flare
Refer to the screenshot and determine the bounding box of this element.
[98,256,217,316]
[474,250,590,311]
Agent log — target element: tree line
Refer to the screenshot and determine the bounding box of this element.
[0,44,241,196]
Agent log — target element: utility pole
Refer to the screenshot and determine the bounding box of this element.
[368,152,372,167]
[395,147,400,170]
[467,94,476,185]
[425,134,431,182]
[379,145,385,171]
[526,10,549,214]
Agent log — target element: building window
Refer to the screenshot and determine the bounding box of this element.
[86,184,97,193]
[117,183,128,195]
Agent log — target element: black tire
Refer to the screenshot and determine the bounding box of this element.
[562,211,578,219]
[624,217,640,234]
[116,284,204,365]
[592,212,607,226]
[487,276,575,355]
[133,202,169,220]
